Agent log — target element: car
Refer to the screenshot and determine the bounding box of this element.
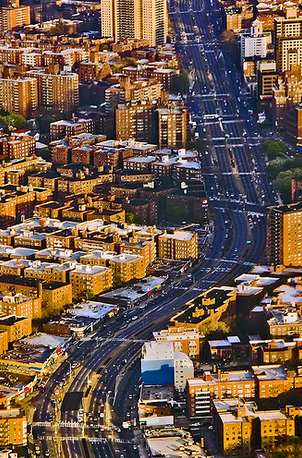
[44,452,50,457]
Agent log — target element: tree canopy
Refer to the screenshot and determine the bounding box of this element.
[3,113,26,129]
[261,140,287,161]
[171,69,190,95]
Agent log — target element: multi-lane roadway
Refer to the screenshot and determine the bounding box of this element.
[31,0,278,456]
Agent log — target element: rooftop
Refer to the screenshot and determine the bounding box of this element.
[160,230,195,242]
[141,385,174,402]
[69,301,117,320]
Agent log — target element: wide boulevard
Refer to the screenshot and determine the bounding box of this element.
[31,0,277,456]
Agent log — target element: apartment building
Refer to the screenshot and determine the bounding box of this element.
[109,253,146,283]
[46,229,77,250]
[267,202,302,266]
[50,118,95,141]
[225,7,242,33]
[102,0,167,45]
[119,237,156,268]
[157,106,188,149]
[0,157,51,187]
[42,282,72,315]
[115,102,158,143]
[0,294,41,319]
[213,399,255,456]
[0,331,8,356]
[0,133,36,161]
[158,230,198,260]
[240,21,269,62]
[24,261,75,283]
[153,327,202,361]
[27,69,79,112]
[266,307,302,338]
[141,0,167,46]
[0,315,31,343]
[0,189,36,227]
[0,409,27,447]
[0,2,30,33]
[187,370,256,419]
[171,287,237,334]
[69,264,113,298]
[141,340,194,390]
[274,6,302,73]
[0,78,38,117]
[213,399,297,457]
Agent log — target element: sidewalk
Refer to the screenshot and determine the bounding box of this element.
[133,428,149,458]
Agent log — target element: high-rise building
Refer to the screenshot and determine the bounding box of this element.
[240,20,268,62]
[115,102,158,143]
[267,202,302,266]
[141,340,194,390]
[274,7,302,73]
[0,78,38,117]
[157,105,188,149]
[114,0,141,43]
[141,0,167,46]
[101,0,167,46]
[101,0,114,38]
[0,0,30,33]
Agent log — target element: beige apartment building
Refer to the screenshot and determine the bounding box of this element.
[158,230,198,259]
[157,106,188,149]
[0,409,27,446]
[0,1,30,33]
[69,264,113,298]
[0,78,38,117]
[274,7,302,72]
[27,69,79,112]
[101,0,167,46]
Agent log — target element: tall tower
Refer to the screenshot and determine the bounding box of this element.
[101,0,114,39]
[141,0,167,46]
[101,0,167,45]
[114,0,141,42]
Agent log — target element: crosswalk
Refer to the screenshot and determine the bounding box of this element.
[40,436,132,444]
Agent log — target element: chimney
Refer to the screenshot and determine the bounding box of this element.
[217,369,221,381]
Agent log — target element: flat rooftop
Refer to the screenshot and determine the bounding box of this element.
[69,301,117,320]
[141,385,174,402]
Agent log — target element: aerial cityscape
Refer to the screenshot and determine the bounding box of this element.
[0,0,300,456]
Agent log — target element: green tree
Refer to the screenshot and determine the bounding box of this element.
[113,272,122,286]
[167,205,188,223]
[273,437,302,458]
[201,321,230,335]
[86,290,95,300]
[172,69,190,94]
[49,23,65,36]
[126,212,135,224]
[220,30,236,43]
[261,140,287,160]
[4,114,26,129]
[274,168,302,203]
